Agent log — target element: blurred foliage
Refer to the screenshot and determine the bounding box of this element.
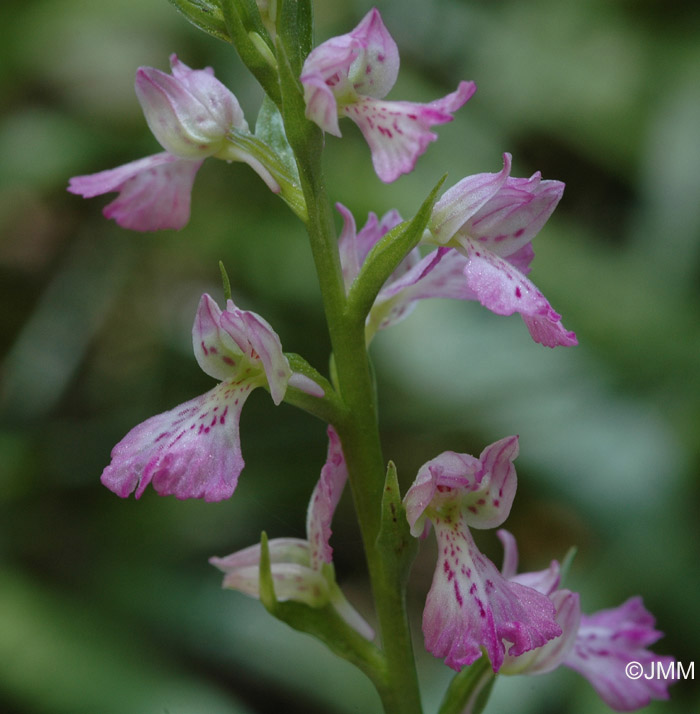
[1,0,699,712]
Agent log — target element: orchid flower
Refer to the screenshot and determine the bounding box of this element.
[210,427,373,639]
[100,293,321,502]
[68,55,279,231]
[336,156,576,347]
[498,529,676,711]
[403,437,562,672]
[425,152,577,347]
[300,8,476,182]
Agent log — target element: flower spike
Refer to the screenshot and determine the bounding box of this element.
[300,9,476,182]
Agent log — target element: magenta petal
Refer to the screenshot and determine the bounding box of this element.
[101,380,254,502]
[461,238,577,347]
[424,514,562,672]
[565,597,676,711]
[306,427,348,569]
[68,152,202,231]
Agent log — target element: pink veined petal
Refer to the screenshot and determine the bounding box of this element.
[430,153,512,243]
[136,56,243,159]
[565,597,676,711]
[345,8,400,99]
[423,512,561,672]
[459,238,577,348]
[100,378,260,502]
[462,436,519,529]
[345,85,473,183]
[193,294,246,381]
[501,589,582,675]
[68,152,202,232]
[211,538,311,572]
[306,427,348,569]
[223,310,292,406]
[167,54,247,132]
[466,177,565,259]
[301,71,345,137]
[336,203,404,291]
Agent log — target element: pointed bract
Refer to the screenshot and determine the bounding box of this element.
[300,9,475,181]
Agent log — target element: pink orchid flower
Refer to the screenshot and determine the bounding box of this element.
[300,8,476,182]
[210,427,373,639]
[68,55,278,231]
[101,293,321,502]
[403,437,562,672]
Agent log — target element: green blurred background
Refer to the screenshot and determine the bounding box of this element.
[1,0,699,712]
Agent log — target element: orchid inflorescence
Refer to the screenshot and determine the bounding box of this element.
[70,4,675,713]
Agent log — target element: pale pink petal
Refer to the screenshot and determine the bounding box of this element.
[430,153,512,243]
[464,436,519,529]
[466,176,564,259]
[565,597,676,711]
[424,512,561,672]
[136,56,243,158]
[301,72,344,136]
[345,84,475,183]
[101,378,258,502]
[68,152,202,232]
[210,538,329,605]
[344,8,399,99]
[306,427,348,569]
[168,54,247,131]
[220,309,291,405]
[287,372,325,398]
[403,437,518,536]
[460,238,577,348]
[192,294,244,380]
[501,589,582,675]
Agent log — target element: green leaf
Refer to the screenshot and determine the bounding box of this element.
[346,174,447,328]
[167,0,232,42]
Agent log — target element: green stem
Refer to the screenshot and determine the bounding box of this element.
[276,42,422,714]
